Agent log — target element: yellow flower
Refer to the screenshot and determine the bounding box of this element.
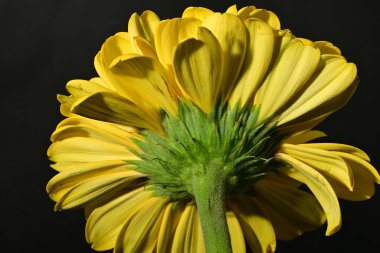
[47,4,379,253]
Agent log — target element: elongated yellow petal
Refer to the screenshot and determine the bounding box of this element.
[202,13,247,101]
[278,56,357,125]
[284,130,327,144]
[278,153,341,235]
[55,171,142,210]
[71,91,162,132]
[173,29,222,113]
[109,55,177,115]
[226,4,238,14]
[248,9,281,30]
[132,36,158,59]
[254,197,303,240]
[229,197,276,253]
[171,204,205,253]
[48,136,136,163]
[226,210,246,253]
[86,188,150,251]
[254,179,326,231]
[229,18,274,106]
[332,151,380,183]
[237,6,257,21]
[302,143,370,161]
[182,7,214,21]
[280,143,353,190]
[155,18,201,68]
[315,41,341,55]
[256,39,321,121]
[65,79,110,99]
[128,11,160,46]
[157,203,183,253]
[47,161,138,201]
[115,197,168,253]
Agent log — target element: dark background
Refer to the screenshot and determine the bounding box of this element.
[1,0,379,252]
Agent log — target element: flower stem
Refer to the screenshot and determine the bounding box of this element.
[192,167,232,253]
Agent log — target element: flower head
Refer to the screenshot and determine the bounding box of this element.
[47,4,379,253]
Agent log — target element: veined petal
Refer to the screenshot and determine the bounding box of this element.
[284,130,327,144]
[115,197,169,253]
[109,55,177,115]
[280,143,353,190]
[71,91,163,132]
[65,79,111,99]
[253,197,303,240]
[278,56,357,125]
[48,136,136,163]
[315,41,342,55]
[47,161,140,201]
[226,210,246,253]
[248,9,281,30]
[255,39,321,121]
[171,204,206,253]
[332,151,380,183]
[173,28,222,113]
[229,197,276,253]
[155,17,201,68]
[202,13,247,101]
[157,203,183,253]
[86,188,150,251]
[254,179,326,231]
[278,153,341,236]
[302,143,370,161]
[128,11,160,46]
[182,7,214,21]
[229,18,274,106]
[54,171,142,210]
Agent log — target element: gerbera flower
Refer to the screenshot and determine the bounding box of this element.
[47,4,379,253]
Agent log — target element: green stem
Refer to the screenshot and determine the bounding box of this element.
[192,168,232,253]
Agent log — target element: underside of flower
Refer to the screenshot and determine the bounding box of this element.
[47,4,380,253]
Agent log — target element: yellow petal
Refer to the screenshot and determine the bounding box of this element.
[226,210,246,253]
[115,197,169,253]
[280,143,353,190]
[86,188,150,251]
[278,56,357,125]
[132,36,158,59]
[182,7,214,21]
[255,39,321,121]
[171,204,205,253]
[51,117,139,149]
[226,4,238,14]
[254,179,326,231]
[157,203,183,253]
[48,136,136,163]
[303,143,370,161]
[47,161,139,201]
[315,41,341,55]
[202,13,247,101]
[55,171,142,210]
[57,94,75,117]
[237,6,257,21]
[71,91,163,132]
[109,55,177,115]
[65,79,110,99]
[229,197,276,253]
[173,29,222,112]
[253,197,303,240]
[283,130,327,144]
[155,18,201,68]
[277,153,341,235]
[229,18,274,106]
[128,11,160,46]
[332,151,380,183]
[248,9,281,30]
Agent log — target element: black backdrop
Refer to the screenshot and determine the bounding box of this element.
[1,0,379,252]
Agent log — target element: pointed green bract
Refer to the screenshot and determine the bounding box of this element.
[129,100,285,200]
